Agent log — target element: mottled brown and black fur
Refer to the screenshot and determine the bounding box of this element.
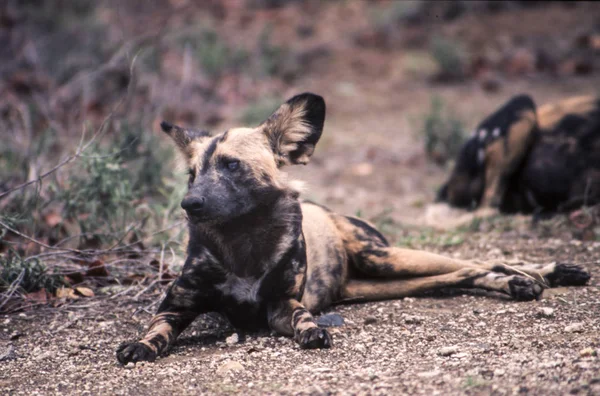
[438,95,600,214]
[117,93,590,364]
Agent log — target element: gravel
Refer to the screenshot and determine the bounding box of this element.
[537,307,555,318]
[1,219,599,395]
[565,323,585,333]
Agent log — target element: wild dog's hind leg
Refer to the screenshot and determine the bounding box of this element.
[336,216,543,301]
[343,267,542,301]
[336,216,484,277]
[268,299,332,349]
[116,253,222,364]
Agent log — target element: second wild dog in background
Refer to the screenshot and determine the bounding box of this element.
[438,95,600,214]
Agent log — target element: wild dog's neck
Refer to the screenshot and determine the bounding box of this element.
[188,190,303,276]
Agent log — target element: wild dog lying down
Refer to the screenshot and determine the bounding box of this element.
[438,95,600,213]
[116,93,590,364]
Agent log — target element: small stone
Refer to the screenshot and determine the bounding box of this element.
[537,307,555,318]
[438,346,459,356]
[580,347,597,357]
[217,361,244,374]
[417,370,441,378]
[403,315,422,325]
[351,162,373,177]
[355,344,367,353]
[316,313,345,327]
[226,333,239,345]
[124,362,135,369]
[34,351,52,362]
[494,368,506,377]
[364,316,377,325]
[0,345,15,362]
[565,323,584,333]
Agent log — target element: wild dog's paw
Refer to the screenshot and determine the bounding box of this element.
[116,342,156,365]
[297,327,332,349]
[546,263,591,287]
[508,276,543,301]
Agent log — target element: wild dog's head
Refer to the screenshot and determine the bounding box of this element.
[436,137,485,209]
[438,94,537,209]
[161,93,325,224]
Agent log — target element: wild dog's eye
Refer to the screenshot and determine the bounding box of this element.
[187,169,195,184]
[226,160,240,171]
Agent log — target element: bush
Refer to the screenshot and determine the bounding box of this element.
[1,121,184,252]
[180,30,248,78]
[256,24,289,78]
[421,96,466,166]
[430,36,468,81]
[239,96,282,125]
[0,251,64,295]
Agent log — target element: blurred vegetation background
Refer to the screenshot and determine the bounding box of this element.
[1,0,599,311]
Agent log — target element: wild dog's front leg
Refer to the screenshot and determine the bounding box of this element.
[116,278,212,364]
[268,299,332,349]
[117,254,223,364]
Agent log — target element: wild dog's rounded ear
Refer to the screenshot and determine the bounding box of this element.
[260,93,326,166]
[160,120,211,156]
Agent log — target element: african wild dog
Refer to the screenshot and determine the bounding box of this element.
[438,95,600,213]
[116,93,591,364]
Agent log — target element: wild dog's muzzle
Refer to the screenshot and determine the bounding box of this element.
[181,195,206,217]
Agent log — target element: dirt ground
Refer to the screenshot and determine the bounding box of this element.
[1,231,599,395]
[2,74,600,394]
[2,2,600,395]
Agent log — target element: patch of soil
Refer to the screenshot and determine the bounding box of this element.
[1,231,599,395]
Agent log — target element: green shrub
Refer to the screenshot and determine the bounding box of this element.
[257,24,289,77]
[0,251,64,294]
[421,96,466,166]
[181,30,248,78]
[1,121,184,251]
[430,36,468,81]
[239,96,282,126]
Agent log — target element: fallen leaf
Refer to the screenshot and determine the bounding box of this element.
[56,287,79,300]
[64,272,84,285]
[25,289,51,303]
[86,259,109,277]
[75,287,94,297]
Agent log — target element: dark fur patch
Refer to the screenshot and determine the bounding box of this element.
[201,137,220,173]
[345,217,389,247]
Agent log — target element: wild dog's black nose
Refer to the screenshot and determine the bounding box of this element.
[181,196,206,213]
